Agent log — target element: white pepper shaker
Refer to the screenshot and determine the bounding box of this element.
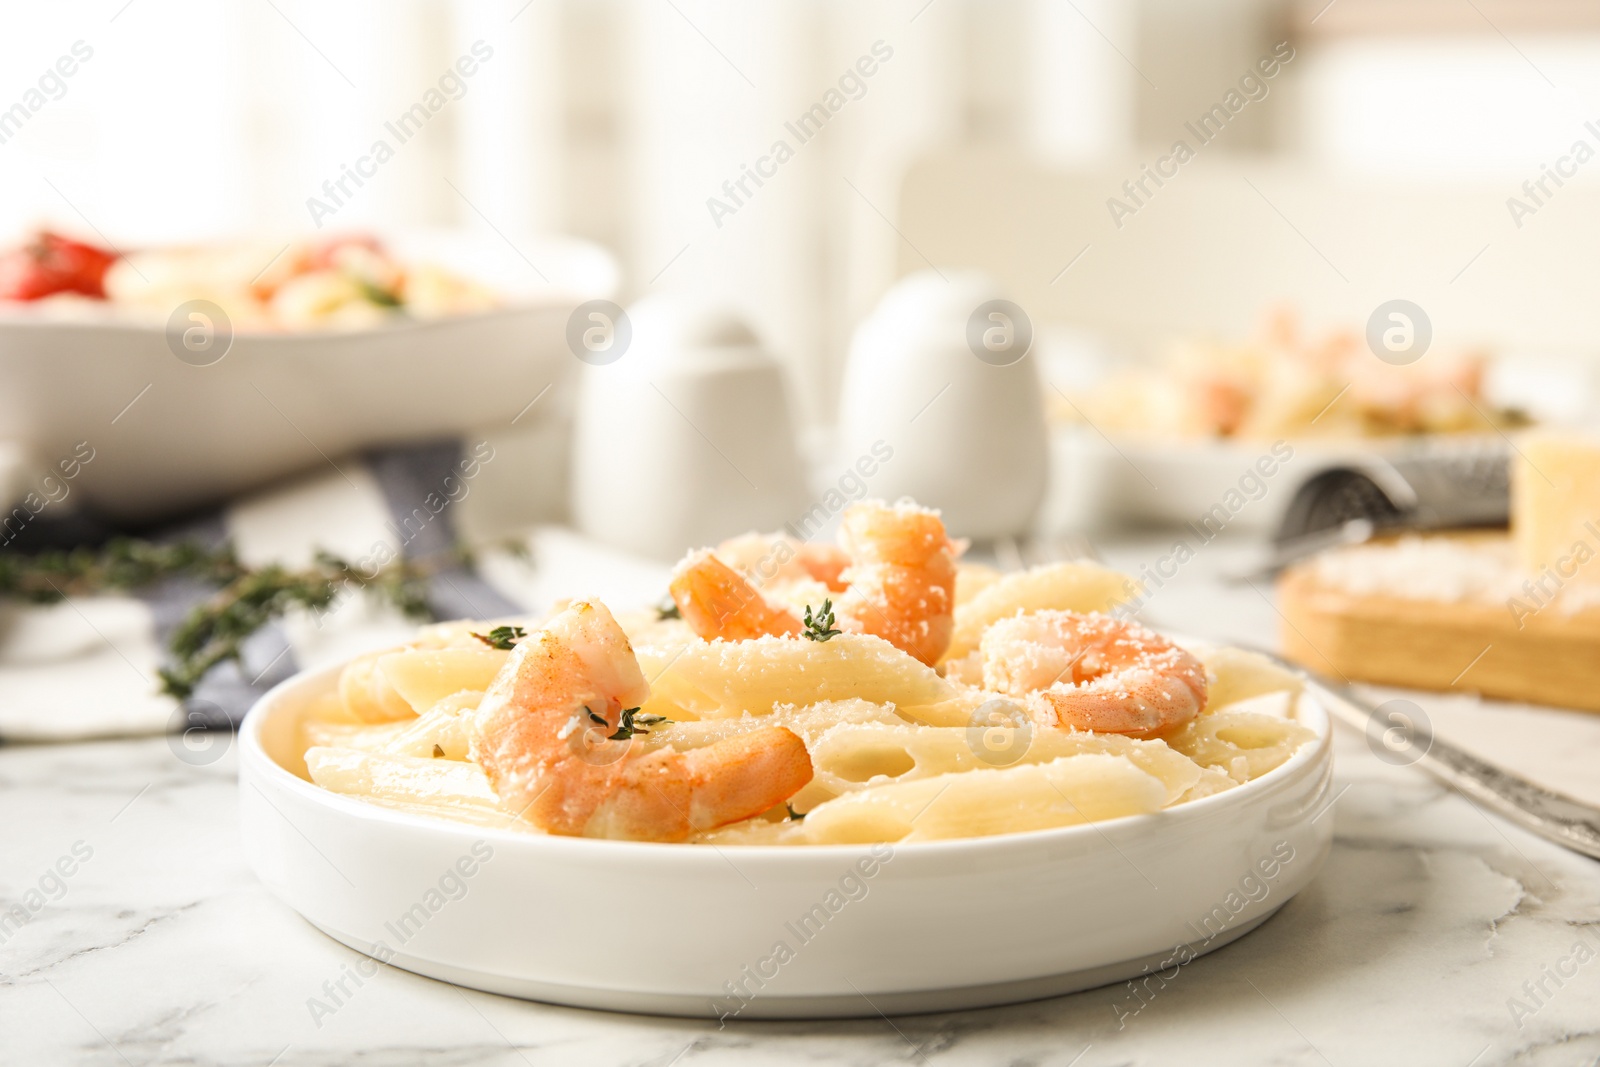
[838,271,1048,539]
[570,296,811,560]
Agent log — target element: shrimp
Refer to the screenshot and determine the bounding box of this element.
[472,600,813,841]
[668,501,957,665]
[832,501,956,666]
[669,550,803,640]
[792,541,851,590]
[981,611,1206,737]
[713,532,850,592]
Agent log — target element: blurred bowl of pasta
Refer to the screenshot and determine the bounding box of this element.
[0,227,616,521]
[1042,310,1536,532]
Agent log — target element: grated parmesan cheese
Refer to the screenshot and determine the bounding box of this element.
[1309,535,1600,615]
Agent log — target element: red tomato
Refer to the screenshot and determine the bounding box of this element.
[310,233,387,271]
[0,230,119,301]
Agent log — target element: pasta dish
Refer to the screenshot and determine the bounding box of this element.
[1055,310,1525,440]
[0,229,498,329]
[298,499,1314,845]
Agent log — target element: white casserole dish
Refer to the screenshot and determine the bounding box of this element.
[0,229,615,521]
[1048,426,1506,534]
[239,656,1334,1019]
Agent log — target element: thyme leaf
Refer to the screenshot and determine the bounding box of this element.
[472,624,527,650]
[0,537,444,701]
[802,599,843,642]
[356,278,403,308]
[0,537,243,601]
[158,549,437,700]
[608,706,671,741]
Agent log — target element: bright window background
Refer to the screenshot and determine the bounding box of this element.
[1300,35,1600,178]
[5,0,1599,418]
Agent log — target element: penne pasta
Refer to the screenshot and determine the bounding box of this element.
[633,699,908,755]
[800,754,1168,844]
[301,718,411,754]
[944,561,1135,660]
[375,691,482,760]
[636,633,960,720]
[378,647,508,714]
[1165,710,1316,783]
[954,562,1005,606]
[802,723,1203,807]
[1190,645,1305,713]
[305,745,510,822]
[1174,766,1240,803]
[301,517,1316,846]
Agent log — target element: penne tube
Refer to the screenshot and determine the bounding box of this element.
[305,746,503,818]
[944,562,1134,661]
[302,718,412,754]
[1165,710,1316,783]
[637,633,960,719]
[375,691,482,760]
[1188,644,1305,713]
[803,723,1203,807]
[801,754,1167,844]
[378,647,508,713]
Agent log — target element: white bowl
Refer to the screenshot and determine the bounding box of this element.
[0,230,616,522]
[239,659,1334,1019]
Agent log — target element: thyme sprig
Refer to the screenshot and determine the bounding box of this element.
[802,599,843,642]
[0,538,443,701]
[356,279,403,308]
[0,538,243,601]
[608,706,671,741]
[159,549,436,700]
[472,625,526,650]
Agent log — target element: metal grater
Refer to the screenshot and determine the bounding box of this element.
[1273,439,1510,545]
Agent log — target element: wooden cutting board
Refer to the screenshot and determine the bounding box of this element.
[1277,538,1600,713]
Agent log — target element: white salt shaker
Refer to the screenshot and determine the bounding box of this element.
[838,271,1048,539]
[570,296,811,560]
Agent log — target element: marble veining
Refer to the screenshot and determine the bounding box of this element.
[5,535,1600,1065]
[3,729,1599,1067]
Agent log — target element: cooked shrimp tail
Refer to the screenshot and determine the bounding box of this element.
[684,728,813,831]
[794,542,851,591]
[834,500,957,666]
[669,549,802,641]
[473,599,812,840]
[981,610,1206,737]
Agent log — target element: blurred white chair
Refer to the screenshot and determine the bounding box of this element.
[898,149,1600,368]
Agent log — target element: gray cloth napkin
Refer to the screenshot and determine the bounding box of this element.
[0,440,529,741]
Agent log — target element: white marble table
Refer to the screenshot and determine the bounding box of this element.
[4,536,1600,1066]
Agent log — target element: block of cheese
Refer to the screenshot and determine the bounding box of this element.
[1513,431,1600,577]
